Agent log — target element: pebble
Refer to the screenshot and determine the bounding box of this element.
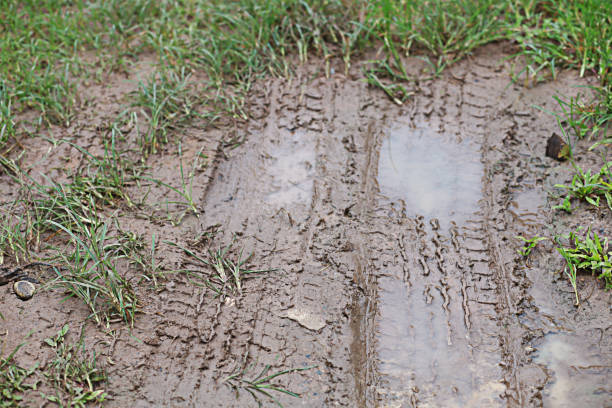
[13,280,36,300]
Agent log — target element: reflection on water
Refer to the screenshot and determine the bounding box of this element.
[536,333,611,407]
[374,125,503,406]
[266,131,315,207]
[378,126,482,227]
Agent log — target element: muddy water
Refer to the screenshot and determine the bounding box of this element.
[378,126,482,228]
[266,130,316,207]
[374,125,506,406]
[536,333,611,407]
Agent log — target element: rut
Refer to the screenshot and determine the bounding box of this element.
[97,45,610,407]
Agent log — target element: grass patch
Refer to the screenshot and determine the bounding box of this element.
[169,238,273,297]
[47,213,139,326]
[41,324,107,406]
[224,363,316,408]
[515,235,548,257]
[553,161,612,212]
[133,68,197,156]
[507,0,611,85]
[0,343,38,408]
[556,227,612,305]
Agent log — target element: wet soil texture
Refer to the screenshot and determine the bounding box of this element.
[2,45,610,407]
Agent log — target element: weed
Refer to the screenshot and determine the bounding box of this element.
[556,227,612,304]
[0,81,15,149]
[224,363,316,407]
[60,133,134,208]
[554,88,611,142]
[48,215,139,326]
[0,209,31,265]
[0,342,38,408]
[515,235,548,257]
[139,143,203,216]
[168,238,273,297]
[553,161,612,212]
[134,68,196,156]
[42,324,107,406]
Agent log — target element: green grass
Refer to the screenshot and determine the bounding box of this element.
[133,68,196,156]
[224,363,316,407]
[556,228,612,305]
[47,216,139,326]
[169,238,273,297]
[1,1,608,133]
[1,327,106,407]
[42,325,107,406]
[0,342,38,408]
[515,235,548,257]
[553,161,612,212]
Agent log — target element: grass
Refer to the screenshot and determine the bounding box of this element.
[41,325,107,406]
[556,227,612,305]
[224,363,316,407]
[0,342,38,408]
[133,68,196,156]
[169,238,273,297]
[1,326,105,408]
[140,143,203,216]
[553,161,612,212]
[1,1,608,132]
[48,216,139,326]
[515,235,548,257]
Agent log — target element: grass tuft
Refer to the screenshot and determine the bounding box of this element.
[42,324,108,406]
[556,227,612,305]
[224,363,316,408]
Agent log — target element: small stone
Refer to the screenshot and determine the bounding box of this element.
[13,280,36,300]
[546,133,570,161]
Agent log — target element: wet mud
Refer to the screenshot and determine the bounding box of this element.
[1,44,610,407]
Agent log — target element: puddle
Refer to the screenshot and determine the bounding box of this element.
[375,270,504,406]
[536,333,611,407]
[372,125,506,405]
[376,278,471,405]
[266,131,315,207]
[509,187,546,231]
[378,126,482,228]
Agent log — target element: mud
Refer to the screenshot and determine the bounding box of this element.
[1,43,611,407]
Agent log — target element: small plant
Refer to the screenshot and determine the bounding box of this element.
[224,363,316,407]
[0,80,15,149]
[515,235,548,257]
[139,143,203,217]
[47,209,139,326]
[552,89,612,142]
[134,68,195,156]
[554,161,612,212]
[169,238,273,297]
[42,325,107,407]
[556,228,612,305]
[0,342,38,408]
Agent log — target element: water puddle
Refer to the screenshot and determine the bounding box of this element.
[372,125,503,405]
[376,278,474,406]
[509,187,546,231]
[536,333,611,407]
[265,131,315,207]
[378,126,482,228]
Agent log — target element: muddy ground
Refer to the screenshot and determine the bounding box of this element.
[1,43,611,407]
